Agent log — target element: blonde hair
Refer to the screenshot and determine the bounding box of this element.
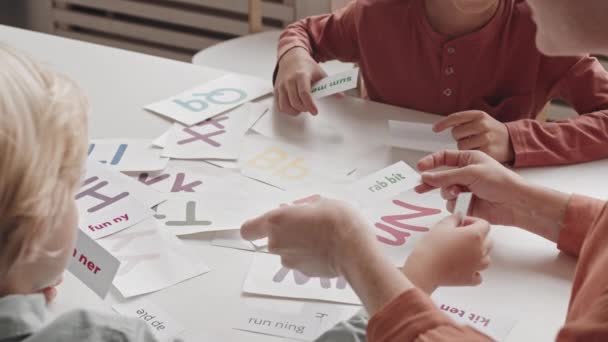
[0,43,89,278]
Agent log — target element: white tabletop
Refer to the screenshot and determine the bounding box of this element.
[2,25,607,342]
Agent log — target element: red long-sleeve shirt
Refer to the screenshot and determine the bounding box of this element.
[367,194,608,341]
[277,0,608,167]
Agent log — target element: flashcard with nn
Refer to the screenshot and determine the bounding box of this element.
[144,74,272,126]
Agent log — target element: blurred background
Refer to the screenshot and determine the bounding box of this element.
[0,0,604,120]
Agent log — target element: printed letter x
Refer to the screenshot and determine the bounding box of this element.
[178,115,228,146]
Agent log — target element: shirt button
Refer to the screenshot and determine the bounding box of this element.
[445,66,455,76]
[443,88,453,97]
[447,47,456,55]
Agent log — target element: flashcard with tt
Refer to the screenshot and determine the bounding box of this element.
[388,120,457,152]
[67,229,120,298]
[432,294,517,341]
[97,218,210,298]
[144,74,272,126]
[239,134,353,190]
[88,139,169,172]
[113,298,185,341]
[349,161,420,207]
[161,103,268,160]
[243,253,361,305]
[76,161,155,239]
[363,189,447,265]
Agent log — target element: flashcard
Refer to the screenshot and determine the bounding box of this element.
[132,165,206,193]
[234,304,340,341]
[77,161,156,239]
[113,298,185,341]
[88,139,169,172]
[432,294,517,341]
[97,218,210,298]
[454,192,474,220]
[388,120,457,152]
[212,230,257,251]
[310,68,359,99]
[67,229,120,298]
[161,103,268,160]
[144,73,272,126]
[152,130,170,148]
[363,190,447,265]
[349,161,420,207]
[243,253,361,305]
[239,134,353,190]
[153,190,281,236]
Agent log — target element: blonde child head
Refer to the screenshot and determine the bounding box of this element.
[0,43,88,296]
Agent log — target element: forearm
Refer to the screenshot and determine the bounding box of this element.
[340,241,413,316]
[511,181,570,243]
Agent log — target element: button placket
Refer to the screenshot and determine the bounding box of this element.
[439,44,457,111]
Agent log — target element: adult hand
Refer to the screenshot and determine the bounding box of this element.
[274,47,327,116]
[241,198,375,277]
[415,150,525,226]
[434,111,514,163]
[403,215,492,294]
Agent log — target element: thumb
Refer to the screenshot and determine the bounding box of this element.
[312,65,328,82]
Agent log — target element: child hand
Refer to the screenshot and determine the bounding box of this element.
[241,197,376,278]
[403,215,492,293]
[275,47,327,116]
[433,110,514,163]
[415,150,526,226]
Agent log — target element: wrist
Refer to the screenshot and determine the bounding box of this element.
[402,257,438,294]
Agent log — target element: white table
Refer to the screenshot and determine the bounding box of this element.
[2,25,607,341]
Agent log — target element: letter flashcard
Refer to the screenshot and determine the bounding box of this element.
[144,74,272,126]
[243,253,361,305]
[97,218,210,298]
[88,139,169,172]
[161,103,268,160]
[67,229,120,298]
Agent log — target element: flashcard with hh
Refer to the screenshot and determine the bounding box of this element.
[161,103,268,160]
[310,68,359,99]
[77,161,155,239]
[243,253,361,305]
[239,134,354,190]
[349,161,420,207]
[144,73,272,126]
[113,298,185,342]
[234,305,340,341]
[67,230,120,298]
[97,218,210,298]
[432,294,517,341]
[388,120,457,152]
[362,189,448,265]
[88,139,169,172]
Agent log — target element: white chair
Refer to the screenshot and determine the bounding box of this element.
[191,0,354,82]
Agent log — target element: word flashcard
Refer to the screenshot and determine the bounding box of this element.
[97,218,210,298]
[311,68,359,99]
[161,103,268,160]
[113,298,185,342]
[67,229,120,298]
[433,294,517,341]
[363,190,446,265]
[234,305,340,341]
[455,192,474,219]
[243,253,361,305]
[349,161,420,206]
[88,139,169,172]
[76,161,156,239]
[144,74,272,126]
[388,120,457,152]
